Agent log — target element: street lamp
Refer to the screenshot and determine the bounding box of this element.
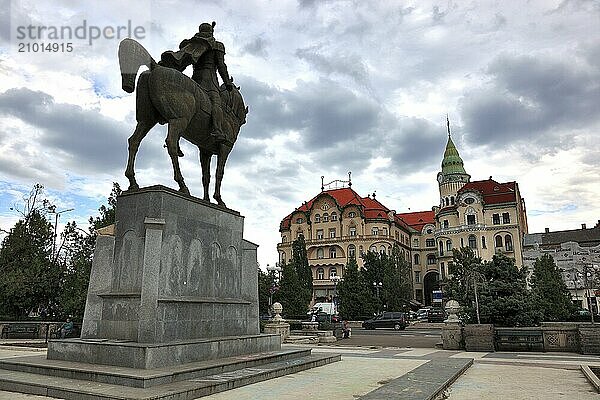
[49,208,74,258]
[330,274,341,308]
[266,263,282,312]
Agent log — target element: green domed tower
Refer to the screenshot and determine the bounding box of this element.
[436,118,470,207]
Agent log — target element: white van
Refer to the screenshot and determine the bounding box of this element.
[308,302,337,315]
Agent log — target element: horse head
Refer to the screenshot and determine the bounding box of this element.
[221,82,248,143]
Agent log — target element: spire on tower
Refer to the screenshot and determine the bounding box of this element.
[446,114,451,137]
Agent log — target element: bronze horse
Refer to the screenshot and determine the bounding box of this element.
[118,38,248,207]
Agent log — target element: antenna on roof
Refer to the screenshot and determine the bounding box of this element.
[446,114,451,137]
[321,176,324,191]
[348,171,352,187]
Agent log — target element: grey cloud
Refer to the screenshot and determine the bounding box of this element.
[295,46,370,89]
[241,36,269,58]
[386,117,447,171]
[0,88,162,174]
[432,6,446,24]
[460,53,600,147]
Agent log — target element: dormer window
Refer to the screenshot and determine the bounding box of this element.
[315,214,321,223]
[296,217,304,224]
[348,211,356,218]
[465,197,475,205]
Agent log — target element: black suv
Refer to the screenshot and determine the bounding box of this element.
[362,312,408,330]
[427,308,446,322]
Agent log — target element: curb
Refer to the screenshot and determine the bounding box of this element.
[581,365,600,393]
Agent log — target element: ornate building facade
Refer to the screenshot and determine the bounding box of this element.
[278,126,529,306]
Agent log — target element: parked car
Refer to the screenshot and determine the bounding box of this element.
[416,307,431,321]
[362,312,408,330]
[427,307,446,323]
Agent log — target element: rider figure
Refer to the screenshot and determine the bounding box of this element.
[159,22,233,145]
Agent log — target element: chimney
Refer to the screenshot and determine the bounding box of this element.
[545,228,550,233]
[582,223,587,230]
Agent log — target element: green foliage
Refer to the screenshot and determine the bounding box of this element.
[445,248,539,326]
[338,257,374,319]
[274,260,308,316]
[360,244,413,313]
[291,236,312,307]
[530,254,576,322]
[257,268,271,316]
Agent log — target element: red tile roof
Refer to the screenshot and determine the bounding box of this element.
[459,179,517,205]
[279,187,412,231]
[396,210,435,232]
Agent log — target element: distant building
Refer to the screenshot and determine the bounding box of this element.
[523,222,600,312]
[278,122,529,306]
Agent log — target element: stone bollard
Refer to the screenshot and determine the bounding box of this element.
[263,302,290,343]
[442,300,463,350]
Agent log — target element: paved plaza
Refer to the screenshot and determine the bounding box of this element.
[0,341,598,399]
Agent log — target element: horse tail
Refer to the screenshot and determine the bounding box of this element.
[118,38,157,93]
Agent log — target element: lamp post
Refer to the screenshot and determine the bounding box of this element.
[330,274,341,308]
[373,281,383,313]
[266,263,282,313]
[49,208,74,258]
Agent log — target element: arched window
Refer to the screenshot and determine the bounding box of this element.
[414,254,420,265]
[439,241,444,256]
[446,240,452,251]
[380,245,386,254]
[495,235,503,248]
[329,247,337,258]
[323,213,329,222]
[317,267,324,280]
[317,248,324,259]
[329,267,337,277]
[314,214,321,223]
[348,244,356,259]
[505,235,513,251]
[370,245,377,253]
[466,207,477,225]
[482,236,486,248]
[427,254,436,265]
[331,212,337,221]
[451,196,455,205]
[445,198,449,206]
[468,234,477,249]
[296,217,304,224]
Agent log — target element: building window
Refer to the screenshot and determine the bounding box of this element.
[445,198,449,206]
[315,214,321,223]
[468,234,477,249]
[348,211,356,218]
[415,271,421,283]
[317,248,324,259]
[280,253,286,263]
[349,226,356,236]
[316,229,323,240]
[296,217,304,224]
[441,262,445,280]
[329,267,337,277]
[413,238,419,248]
[383,227,388,237]
[370,245,377,252]
[460,237,464,247]
[348,245,356,259]
[443,220,449,229]
[426,238,435,247]
[372,227,379,236]
[493,214,500,225]
[467,214,476,225]
[329,247,337,258]
[465,197,475,204]
[446,240,452,251]
[331,212,338,221]
[482,236,486,249]
[505,235,513,251]
[329,228,336,238]
[322,213,329,222]
[380,245,386,254]
[297,230,304,239]
[439,241,444,256]
[451,196,455,205]
[427,254,436,265]
[317,267,324,280]
[502,213,510,224]
[359,245,363,255]
[495,235,503,248]
[414,254,420,265]
[282,236,287,243]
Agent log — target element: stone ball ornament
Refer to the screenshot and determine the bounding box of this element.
[271,302,283,321]
[444,299,461,323]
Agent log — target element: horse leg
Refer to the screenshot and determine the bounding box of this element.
[213,145,232,207]
[165,118,190,195]
[199,150,212,202]
[125,120,156,190]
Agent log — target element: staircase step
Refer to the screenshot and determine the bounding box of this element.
[0,353,340,400]
[0,348,312,388]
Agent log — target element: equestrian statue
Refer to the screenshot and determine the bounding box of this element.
[118,22,248,207]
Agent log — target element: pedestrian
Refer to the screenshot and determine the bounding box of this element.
[343,320,351,338]
[60,318,74,339]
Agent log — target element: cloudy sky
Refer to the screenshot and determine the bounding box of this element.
[0,0,598,268]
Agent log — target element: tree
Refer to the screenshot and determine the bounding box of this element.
[274,260,307,316]
[291,236,312,308]
[444,247,483,324]
[0,184,61,319]
[257,268,271,316]
[530,254,575,321]
[338,257,374,319]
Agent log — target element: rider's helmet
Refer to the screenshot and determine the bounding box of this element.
[198,22,215,37]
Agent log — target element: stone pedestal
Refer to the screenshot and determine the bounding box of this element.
[49,185,279,368]
[302,322,320,331]
[579,324,600,355]
[442,323,463,350]
[463,324,495,352]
